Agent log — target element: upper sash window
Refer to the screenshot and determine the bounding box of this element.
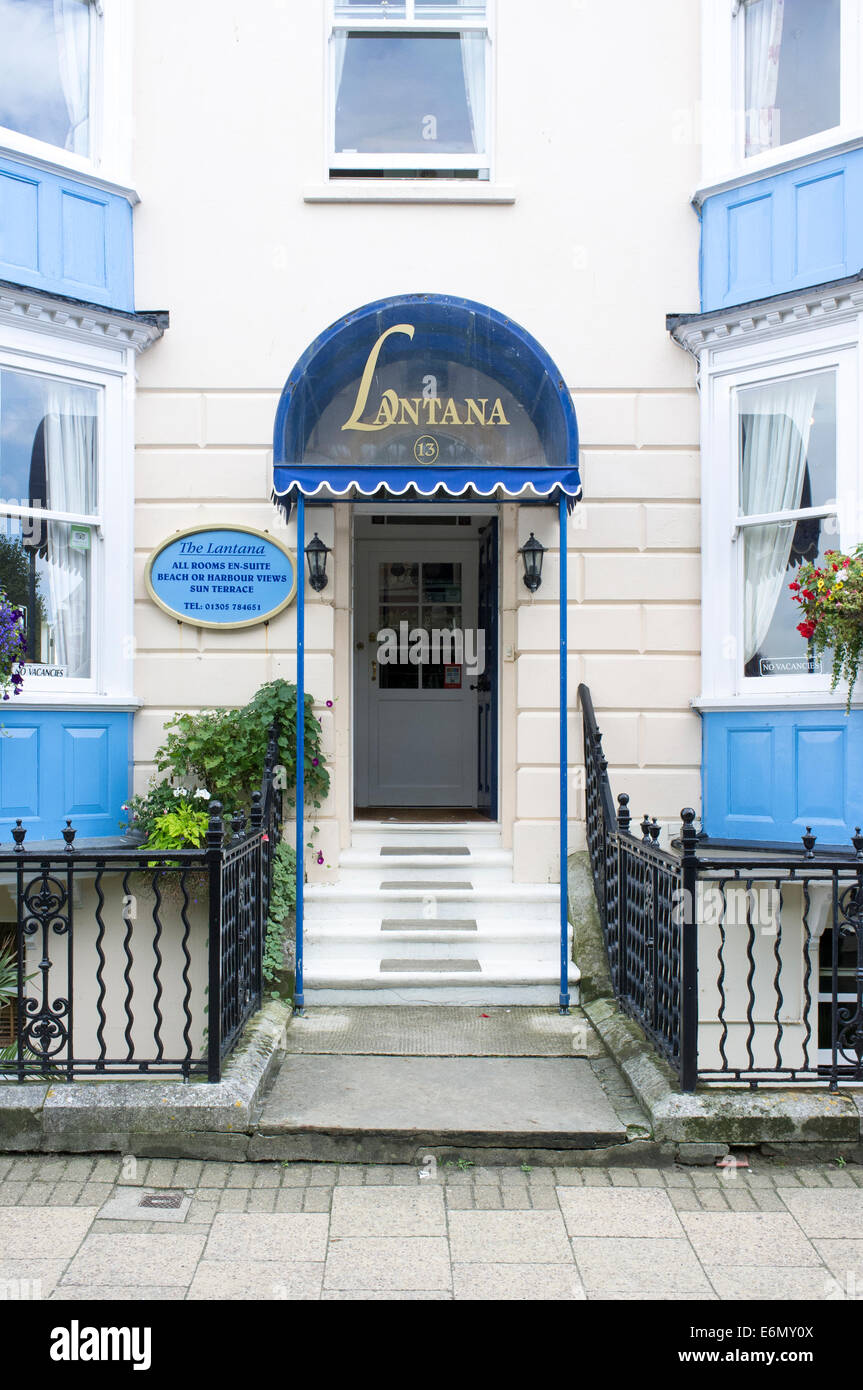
[0,0,95,156]
[743,0,841,158]
[329,0,492,180]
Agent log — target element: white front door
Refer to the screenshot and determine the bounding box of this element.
[354,539,479,807]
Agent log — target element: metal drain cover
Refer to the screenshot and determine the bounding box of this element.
[139,1190,184,1209]
[98,1186,192,1223]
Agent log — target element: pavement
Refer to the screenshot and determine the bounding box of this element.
[2,1154,863,1301]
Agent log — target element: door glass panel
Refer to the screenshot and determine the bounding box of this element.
[379,561,419,601]
[375,559,467,690]
[422,562,461,604]
[421,562,461,689]
[378,561,419,688]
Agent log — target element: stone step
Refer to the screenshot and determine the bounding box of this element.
[281,1005,604,1057]
[255,1054,629,1162]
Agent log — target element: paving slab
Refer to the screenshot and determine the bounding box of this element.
[778,1188,863,1239]
[452,1262,585,1300]
[321,1289,452,1300]
[323,1237,452,1291]
[282,1006,602,1056]
[0,1259,69,1298]
[556,1186,684,1239]
[330,1186,446,1238]
[50,1286,182,1301]
[706,1266,841,1300]
[572,1236,714,1298]
[187,1261,324,1300]
[679,1212,821,1267]
[203,1213,329,1263]
[448,1210,573,1264]
[258,1056,627,1158]
[0,1206,96,1259]
[60,1231,206,1286]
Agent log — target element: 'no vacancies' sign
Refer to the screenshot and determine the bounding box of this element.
[146,526,297,629]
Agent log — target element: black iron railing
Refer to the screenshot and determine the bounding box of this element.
[580,684,863,1092]
[0,726,283,1084]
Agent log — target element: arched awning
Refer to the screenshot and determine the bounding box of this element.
[272,294,580,512]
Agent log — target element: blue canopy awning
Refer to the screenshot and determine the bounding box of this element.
[272,294,580,512]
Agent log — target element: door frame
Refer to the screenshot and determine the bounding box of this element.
[350,503,502,820]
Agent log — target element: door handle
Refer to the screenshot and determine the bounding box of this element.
[371,660,377,683]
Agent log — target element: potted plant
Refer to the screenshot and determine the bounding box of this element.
[789,546,863,711]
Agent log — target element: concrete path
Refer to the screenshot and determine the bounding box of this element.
[2,1154,862,1301]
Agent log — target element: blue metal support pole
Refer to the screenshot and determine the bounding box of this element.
[294,493,305,1014]
[559,492,570,1014]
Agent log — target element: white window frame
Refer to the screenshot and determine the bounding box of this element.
[700,318,862,705]
[326,0,494,180]
[0,0,132,185]
[0,325,134,705]
[700,0,863,190]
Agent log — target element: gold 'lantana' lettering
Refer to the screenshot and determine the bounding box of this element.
[341,324,510,431]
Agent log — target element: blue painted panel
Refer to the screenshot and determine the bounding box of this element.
[703,709,863,846]
[63,725,110,815]
[60,190,107,289]
[794,726,846,828]
[795,170,845,278]
[0,711,131,840]
[0,169,39,272]
[0,153,133,310]
[725,727,774,820]
[701,146,863,311]
[727,195,772,298]
[0,726,39,817]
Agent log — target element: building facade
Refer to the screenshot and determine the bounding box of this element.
[0,0,858,1007]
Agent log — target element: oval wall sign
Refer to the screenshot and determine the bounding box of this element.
[146,525,297,630]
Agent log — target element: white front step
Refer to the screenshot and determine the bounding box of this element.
[303,957,575,1007]
[305,921,568,965]
[304,885,560,921]
[349,822,503,849]
[302,824,571,1005]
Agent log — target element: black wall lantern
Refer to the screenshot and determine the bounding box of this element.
[305,532,331,592]
[518,532,546,592]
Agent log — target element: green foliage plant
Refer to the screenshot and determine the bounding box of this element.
[155,678,329,815]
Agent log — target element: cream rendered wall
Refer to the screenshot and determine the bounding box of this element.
[130,0,703,885]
